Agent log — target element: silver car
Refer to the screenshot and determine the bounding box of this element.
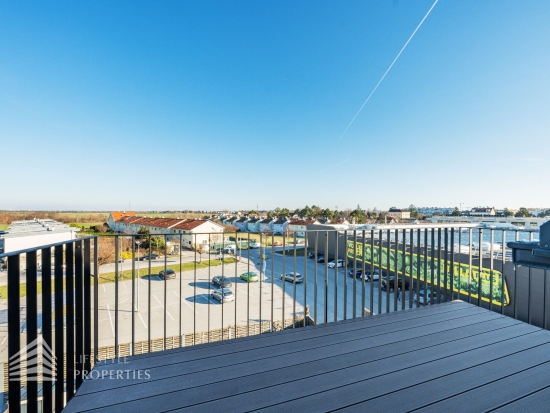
[211,288,235,303]
[281,272,304,283]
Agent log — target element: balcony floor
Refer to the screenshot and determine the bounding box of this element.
[63,301,550,412]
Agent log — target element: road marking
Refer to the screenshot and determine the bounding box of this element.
[153,295,174,320]
[102,284,106,293]
[0,299,6,309]
[137,311,147,329]
[172,291,198,314]
[106,305,115,336]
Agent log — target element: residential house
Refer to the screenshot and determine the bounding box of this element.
[272,217,290,235]
[246,217,261,233]
[107,211,136,232]
[387,208,411,220]
[470,207,496,217]
[259,218,274,233]
[234,217,249,232]
[288,219,319,237]
[222,216,238,226]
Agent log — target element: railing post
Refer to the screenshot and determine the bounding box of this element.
[7,254,21,413]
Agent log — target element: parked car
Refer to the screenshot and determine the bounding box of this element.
[317,255,329,263]
[140,254,159,261]
[158,269,176,280]
[249,242,261,249]
[381,275,411,292]
[281,272,304,283]
[211,288,235,303]
[414,288,444,305]
[273,241,282,246]
[308,251,323,259]
[348,268,380,281]
[240,271,259,282]
[117,257,125,263]
[327,258,345,268]
[212,275,233,288]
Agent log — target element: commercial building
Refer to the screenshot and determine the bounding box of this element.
[0,219,80,254]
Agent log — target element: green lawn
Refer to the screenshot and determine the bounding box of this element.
[0,258,236,299]
[0,224,8,231]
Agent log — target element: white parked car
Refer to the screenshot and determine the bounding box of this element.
[211,288,235,303]
[249,242,261,249]
[414,289,443,305]
[327,258,345,268]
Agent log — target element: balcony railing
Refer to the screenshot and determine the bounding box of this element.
[0,224,546,412]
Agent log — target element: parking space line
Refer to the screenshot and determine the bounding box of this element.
[153,294,174,320]
[137,311,147,329]
[237,287,257,299]
[106,305,115,336]
[173,291,198,314]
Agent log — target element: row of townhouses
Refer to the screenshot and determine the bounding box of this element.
[107,212,224,248]
[221,216,348,237]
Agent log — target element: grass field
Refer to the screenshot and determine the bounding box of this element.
[0,224,8,231]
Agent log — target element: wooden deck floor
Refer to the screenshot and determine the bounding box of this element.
[63,301,550,412]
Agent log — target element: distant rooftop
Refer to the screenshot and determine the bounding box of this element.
[2,219,79,238]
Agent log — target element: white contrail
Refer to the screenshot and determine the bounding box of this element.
[336,0,439,143]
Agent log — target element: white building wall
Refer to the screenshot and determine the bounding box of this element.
[2,231,78,254]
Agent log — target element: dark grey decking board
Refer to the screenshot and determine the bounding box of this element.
[63,301,550,413]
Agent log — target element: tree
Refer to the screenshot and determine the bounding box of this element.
[452,207,460,216]
[278,208,290,218]
[503,208,514,217]
[409,204,418,218]
[193,244,206,263]
[248,210,258,216]
[97,237,116,266]
[136,226,150,241]
[311,205,322,218]
[350,208,366,224]
[300,205,313,218]
[267,210,275,219]
[515,207,530,218]
[321,208,334,220]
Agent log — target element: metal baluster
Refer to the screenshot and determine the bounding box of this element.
[54,245,64,412]
[114,236,119,358]
[303,231,307,327]
[314,232,318,324]
[93,238,99,365]
[528,231,533,324]
[353,230,357,318]
[386,229,390,314]
[394,229,399,312]
[501,230,506,315]
[408,229,413,309]
[148,235,152,351]
[26,250,39,411]
[65,243,75,400]
[514,230,519,320]
[443,229,448,303]
[478,228,483,308]
[489,229,495,311]
[361,230,366,316]
[84,239,92,375]
[293,232,297,328]
[73,241,81,387]
[207,234,210,342]
[402,228,406,310]
[468,229,473,304]
[41,247,53,413]
[344,230,348,320]
[282,234,286,327]
[378,230,383,315]
[324,231,329,323]
[423,229,428,305]
[248,232,251,334]
[271,233,275,331]
[450,229,455,302]
[370,230,374,315]
[334,230,338,322]
[164,235,168,350]
[437,229,441,303]
[131,239,135,353]
[260,233,263,330]
[7,254,21,413]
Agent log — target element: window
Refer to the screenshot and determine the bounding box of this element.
[530,222,538,227]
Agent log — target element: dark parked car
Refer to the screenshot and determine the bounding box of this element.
[317,255,328,263]
[381,275,411,292]
[212,275,233,288]
[158,269,176,280]
[140,254,159,261]
[308,251,323,259]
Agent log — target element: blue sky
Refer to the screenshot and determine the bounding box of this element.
[1,1,549,211]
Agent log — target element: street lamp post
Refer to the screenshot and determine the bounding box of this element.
[135,240,141,311]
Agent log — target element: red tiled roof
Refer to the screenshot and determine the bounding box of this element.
[289,220,317,225]
[172,220,209,230]
[111,211,136,221]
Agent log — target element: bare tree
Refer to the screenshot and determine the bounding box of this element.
[193,243,206,263]
[97,237,116,266]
